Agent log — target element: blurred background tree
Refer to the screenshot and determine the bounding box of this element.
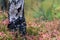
[0,0,8,11]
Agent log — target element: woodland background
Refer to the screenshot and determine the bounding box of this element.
[0,0,60,40]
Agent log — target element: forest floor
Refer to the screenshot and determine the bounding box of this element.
[0,11,60,40]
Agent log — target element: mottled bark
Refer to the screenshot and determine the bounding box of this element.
[8,0,26,36]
